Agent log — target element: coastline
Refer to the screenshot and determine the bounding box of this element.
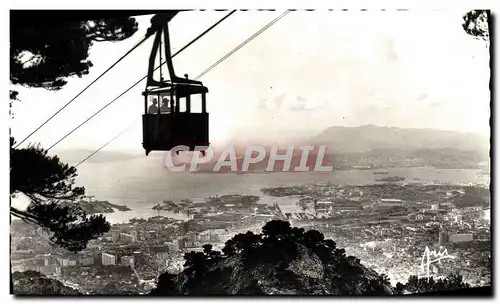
[82,167,489,224]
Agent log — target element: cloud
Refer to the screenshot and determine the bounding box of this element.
[383,37,399,62]
[428,101,442,107]
[273,93,286,110]
[257,99,268,110]
[257,93,287,111]
[417,93,429,101]
[288,96,324,112]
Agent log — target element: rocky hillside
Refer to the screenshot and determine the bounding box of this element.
[150,220,395,295]
[12,271,79,295]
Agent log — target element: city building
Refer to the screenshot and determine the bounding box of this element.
[58,258,69,267]
[120,233,133,243]
[439,228,448,246]
[120,255,134,267]
[186,232,197,243]
[111,231,120,242]
[166,241,179,252]
[92,247,101,266]
[198,231,211,243]
[131,230,138,243]
[132,251,145,265]
[102,253,116,266]
[181,222,189,235]
[150,245,169,253]
[147,230,158,239]
[483,208,491,222]
[380,198,402,203]
[79,257,93,266]
[68,260,77,266]
[176,237,186,250]
[449,233,474,243]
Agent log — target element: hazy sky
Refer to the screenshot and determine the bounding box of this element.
[10,10,490,152]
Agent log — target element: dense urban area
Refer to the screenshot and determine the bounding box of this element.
[11,179,490,295]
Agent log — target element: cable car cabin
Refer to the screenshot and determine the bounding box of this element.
[142,83,209,156]
[141,13,210,156]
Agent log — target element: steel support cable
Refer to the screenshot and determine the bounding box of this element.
[194,10,290,79]
[47,10,237,152]
[75,122,138,167]
[74,10,291,166]
[14,34,151,149]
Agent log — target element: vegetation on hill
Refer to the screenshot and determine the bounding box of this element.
[395,274,470,295]
[12,271,80,295]
[150,220,471,295]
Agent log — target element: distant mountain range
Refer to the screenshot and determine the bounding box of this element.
[195,125,490,172]
[309,125,489,154]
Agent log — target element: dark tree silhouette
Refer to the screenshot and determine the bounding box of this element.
[150,272,178,296]
[10,15,139,252]
[10,139,111,252]
[395,274,471,295]
[10,16,138,90]
[261,219,291,238]
[462,10,490,41]
[9,90,19,120]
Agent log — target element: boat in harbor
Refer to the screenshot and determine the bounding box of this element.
[373,171,389,175]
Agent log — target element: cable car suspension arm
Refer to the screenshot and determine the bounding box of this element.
[46,10,237,152]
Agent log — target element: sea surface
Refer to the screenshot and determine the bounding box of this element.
[71,157,490,224]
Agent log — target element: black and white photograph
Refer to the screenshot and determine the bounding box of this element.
[8,7,492,296]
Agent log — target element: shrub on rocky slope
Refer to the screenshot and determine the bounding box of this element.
[12,271,79,295]
[150,220,395,295]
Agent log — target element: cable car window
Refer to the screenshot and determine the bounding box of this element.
[159,97,171,113]
[189,95,202,113]
[148,97,159,114]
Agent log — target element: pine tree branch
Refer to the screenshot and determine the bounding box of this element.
[10,207,40,226]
